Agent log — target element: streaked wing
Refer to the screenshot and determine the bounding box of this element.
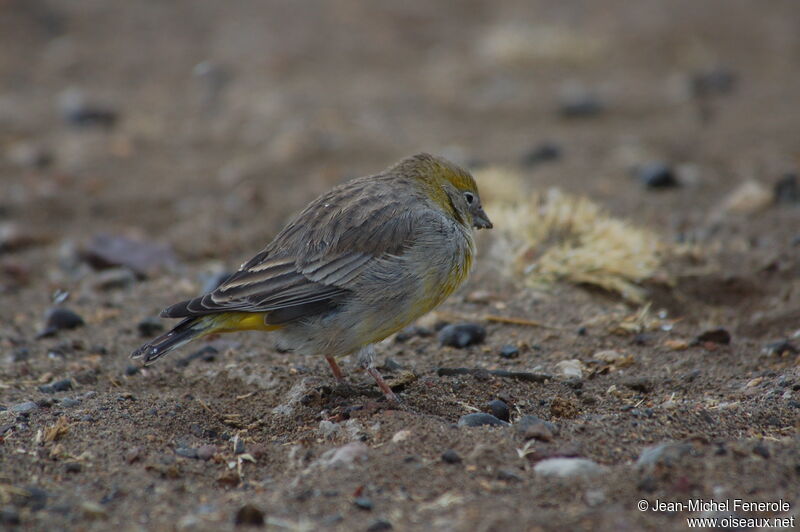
[161,177,423,322]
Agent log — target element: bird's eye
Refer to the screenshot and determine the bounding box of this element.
[464,191,475,204]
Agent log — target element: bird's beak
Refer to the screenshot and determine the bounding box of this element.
[473,208,493,229]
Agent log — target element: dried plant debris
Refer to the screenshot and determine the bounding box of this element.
[478,168,665,302]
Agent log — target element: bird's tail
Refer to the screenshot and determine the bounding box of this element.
[130,316,214,365]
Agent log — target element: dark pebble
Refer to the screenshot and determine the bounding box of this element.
[753,443,770,459]
[10,402,38,414]
[485,399,510,422]
[35,398,54,408]
[765,339,798,356]
[354,497,373,511]
[622,377,653,394]
[457,413,509,428]
[37,307,84,338]
[636,162,679,189]
[22,486,48,511]
[234,503,265,526]
[175,447,199,459]
[774,173,799,204]
[0,507,20,525]
[381,358,404,371]
[234,438,246,455]
[438,323,486,348]
[691,68,738,97]
[516,415,557,441]
[58,398,81,408]
[521,142,562,167]
[38,378,74,394]
[61,96,118,128]
[12,347,30,362]
[367,519,393,531]
[696,328,731,345]
[497,468,523,482]
[499,344,519,359]
[394,325,433,343]
[559,92,604,118]
[124,365,140,376]
[176,346,218,367]
[441,449,462,464]
[137,317,164,337]
[64,462,82,474]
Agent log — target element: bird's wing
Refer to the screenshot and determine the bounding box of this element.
[161,180,430,323]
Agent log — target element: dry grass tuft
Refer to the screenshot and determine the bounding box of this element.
[477,167,665,302]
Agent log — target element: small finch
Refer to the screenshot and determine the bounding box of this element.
[132,153,492,401]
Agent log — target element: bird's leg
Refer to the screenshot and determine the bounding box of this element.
[357,345,399,403]
[325,355,344,381]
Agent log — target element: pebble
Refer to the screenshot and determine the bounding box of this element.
[636,162,679,189]
[64,462,82,474]
[753,443,770,459]
[533,458,606,479]
[124,365,140,376]
[485,399,510,422]
[691,68,738,97]
[764,339,798,356]
[774,173,799,204]
[80,501,108,520]
[499,344,519,359]
[720,180,772,215]
[234,504,265,526]
[89,268,137,291]
[176,346,218,367]
[125,447,142,464]
[515,415,556,441]
[354,497,373,511]
[457,413,509,428]
[197,445,217,461]
[233,437,246,455]
[319,420,341,439]
[391,429,412,443]
[593,350,626,363]
[696,328,731,345]
[636,441,693,470]
[58,398,81,408]
[558,87,604,118]
[5,141,53,169]
[38,307,85,338]
[11,347,30,362]
[441,449,462,464]
[394,325,433,343]
[438,323,486,348]
[320,441,368,468]
[521,142,562,167]
[82,233,177,277]
[622,377,653,393]
[22,486,48,511]
[367,519,393,532]
[555,359,583,379]
[10,401,38,414]
[59,89,118,129]
[0,507,20,525]
[38,378,74,394]
[175,447,199,459]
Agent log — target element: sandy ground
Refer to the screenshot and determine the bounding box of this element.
[1,1,799,530]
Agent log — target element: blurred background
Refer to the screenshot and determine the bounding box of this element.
[3,0,799,263]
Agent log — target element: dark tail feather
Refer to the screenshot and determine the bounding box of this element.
[131,317,211,365]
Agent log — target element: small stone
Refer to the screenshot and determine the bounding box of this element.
[64,462,82,473]
[593,350,625,363]
[234,503,264,526]
[516,415,556,441]
[58,398,81,408]
[197,445,217,461]
[11,347,30,362]
[438,323,486,348]
[233,437,246,455]
[320,441,368,468]
[5,141,53,169]
[636,442,693,470]
[38,307,84,338]
[125,447,142,464]
[319,420,341,439]
[774,173,799,204]
[89,268,137,291]
[391,429,412,443]
[38,378,74,394]
[367,519,393,532]
[354,497,373,511]
[753,443,770,459]
[636,162,679,189]
[485,399,510,422]
[720,180,772,215]
[137,317,164,337]
[558,87,604,118]
[441,449,462,464]
[10,401,38,414]
[622,377,653,394]
[394,325,432,343]
[0,507,20,525]
[457,413,509,428]
[499,344,519,359]
[521,142,562,167]
[176,346,218,367]
[124,365,140,376]
[696,328,731,345]
[80,501,108,520]
[175,447,199,459]
[555,359,583,379]
[764,340,798,356]
[534,458,606,478]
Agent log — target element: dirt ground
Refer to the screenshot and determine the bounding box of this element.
[1,1,799,530]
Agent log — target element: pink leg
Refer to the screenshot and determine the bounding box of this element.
[366,367,399,403]
[325,355,344,381]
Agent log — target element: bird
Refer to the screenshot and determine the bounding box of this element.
[131,153,492,401]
